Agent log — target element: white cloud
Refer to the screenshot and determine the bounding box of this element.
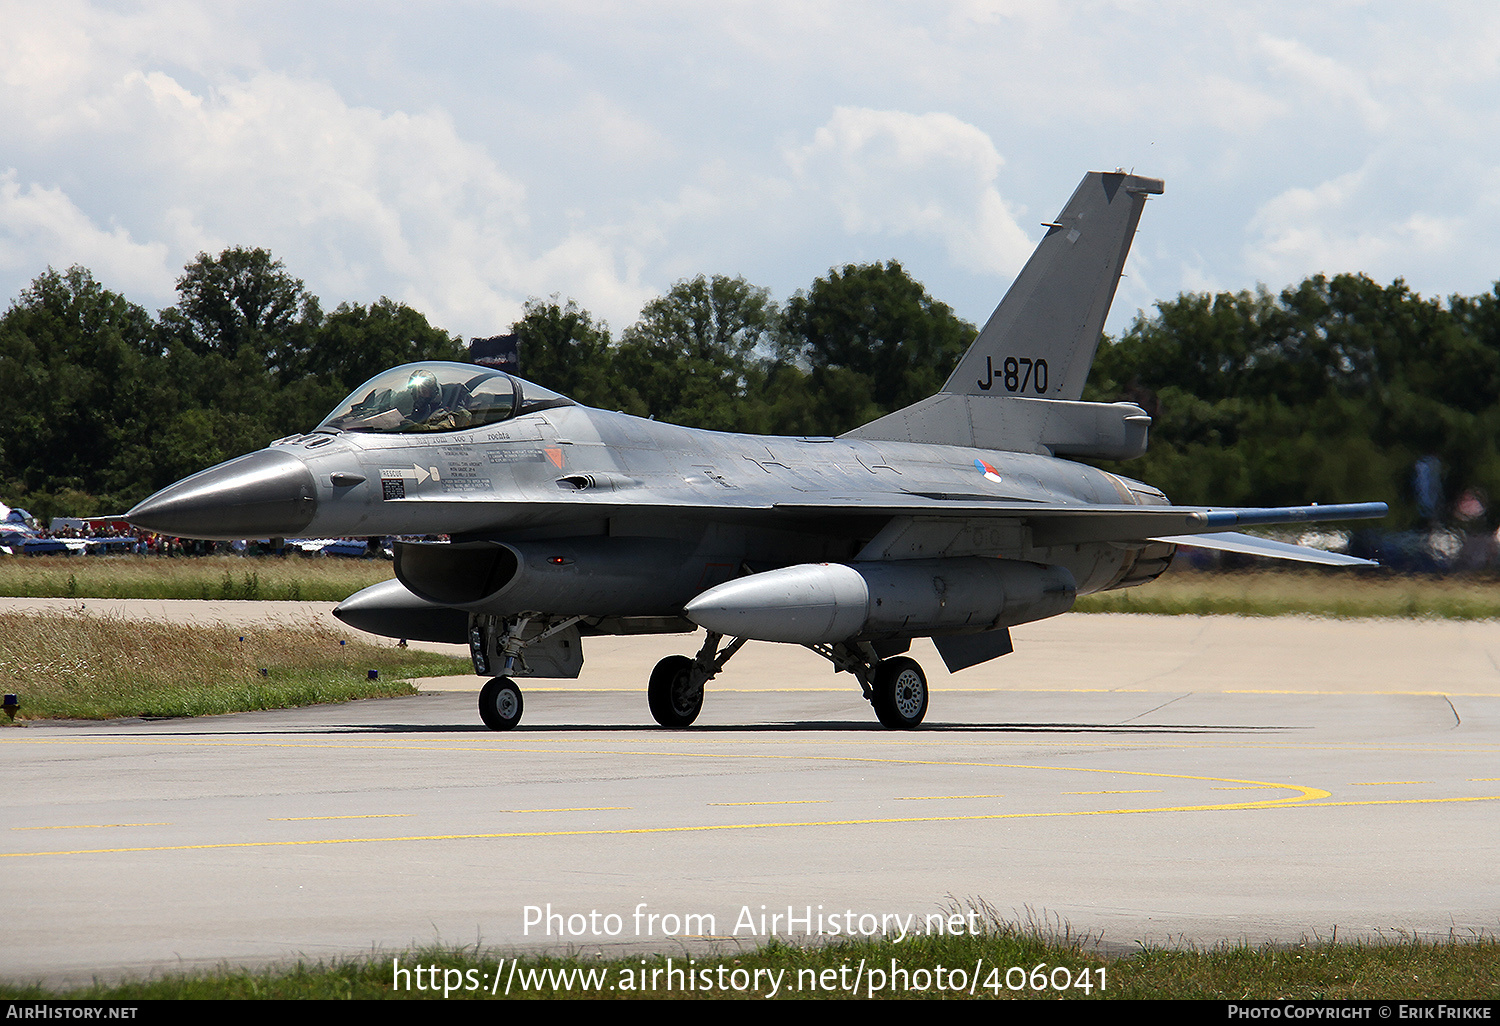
[785,107,1035,278]
[1256,34,1388,132]
[100,68,544,332]
[1245,167,1464,286]
[0,29,668,334]
[4,1,1500,338]
[0,170,171,297]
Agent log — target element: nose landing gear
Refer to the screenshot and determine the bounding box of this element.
[478,676,524,730]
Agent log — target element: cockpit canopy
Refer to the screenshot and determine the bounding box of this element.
[317,362,572,434]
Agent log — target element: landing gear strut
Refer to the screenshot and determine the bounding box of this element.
[647,631,748,728]
[470,613,583,731]
[805,641,929,729]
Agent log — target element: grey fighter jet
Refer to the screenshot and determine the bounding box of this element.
[127,172,1386,730]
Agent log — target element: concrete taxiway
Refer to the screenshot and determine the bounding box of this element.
[2,601,1498,986]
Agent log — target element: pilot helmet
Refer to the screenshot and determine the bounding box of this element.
[407,370,440,400]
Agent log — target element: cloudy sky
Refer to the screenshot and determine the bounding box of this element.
[3,1,1498,342]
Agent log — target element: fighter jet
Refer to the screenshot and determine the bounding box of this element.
[127,171,1386,730]
[0,503,70,555]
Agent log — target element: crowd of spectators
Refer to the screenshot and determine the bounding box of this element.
[2,516,396,558]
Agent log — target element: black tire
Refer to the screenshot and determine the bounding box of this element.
[648,655,703,728]
[478,676,523,730]
[872,657,928,728]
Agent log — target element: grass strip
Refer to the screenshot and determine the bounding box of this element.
[2,928,1495,1000]
[0,555,393,602]
[5,558,1500,620]
[0,611,469,720]
[1075,568,1500,620]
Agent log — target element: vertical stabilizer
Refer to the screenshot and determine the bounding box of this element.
[944,171,1162,401]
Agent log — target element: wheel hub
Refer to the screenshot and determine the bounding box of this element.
[672,671,699,715]
[894,671,924,718]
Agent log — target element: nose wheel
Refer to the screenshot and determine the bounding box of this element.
[479,676,524,730]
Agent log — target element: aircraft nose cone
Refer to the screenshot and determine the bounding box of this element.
[127,449,318,539]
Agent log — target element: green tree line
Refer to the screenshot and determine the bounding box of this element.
[0,250,975,521]
[1084,274,1500,527]
[1,248,1494,529]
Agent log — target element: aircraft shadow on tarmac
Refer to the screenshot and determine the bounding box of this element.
[357,720,1304,735]
[86,720,1305,736]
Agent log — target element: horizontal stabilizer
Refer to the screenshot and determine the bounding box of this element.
[1152,531,1377,567]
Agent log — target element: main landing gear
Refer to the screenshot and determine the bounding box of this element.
[870,656,929,729]
[647,635,929,730]
[647,632,747,727]
[470,615,930,730]
[805,642,929,729]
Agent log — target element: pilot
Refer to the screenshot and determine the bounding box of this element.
[406,370,447,426]
[404,369,476,431]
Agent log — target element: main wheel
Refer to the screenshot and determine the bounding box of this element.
[872,657,928,728]
[478,676,524,730]
[648,655,703,728]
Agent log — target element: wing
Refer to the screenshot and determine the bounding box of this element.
[382,489,1385,566]
[772,499,1386,539]
[772,499,1387,566]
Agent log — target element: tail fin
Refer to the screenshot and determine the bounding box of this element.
[945,171,1162,401]
[845,171,1161,458]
